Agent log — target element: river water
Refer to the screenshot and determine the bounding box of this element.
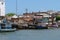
[0,28,60,40]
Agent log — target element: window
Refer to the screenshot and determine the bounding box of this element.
[1,2,3,5]
[1,23,5,29]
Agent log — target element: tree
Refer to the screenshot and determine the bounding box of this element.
[6,13,16,16]
[56,16,60,21]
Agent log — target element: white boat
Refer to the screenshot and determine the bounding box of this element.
[0,28,16,32]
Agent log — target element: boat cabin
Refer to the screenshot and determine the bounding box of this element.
[0,23,12,29]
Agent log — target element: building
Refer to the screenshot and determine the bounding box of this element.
[32,12,50,24]
[0,0,5,16]
[23,13,34,22]
[47,11,57,27]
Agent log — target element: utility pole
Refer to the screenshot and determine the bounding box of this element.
[16,0,17,14]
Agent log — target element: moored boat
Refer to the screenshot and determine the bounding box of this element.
[0,23,16,32]
[0,28,16,32]
[0,18,16,32]
[35,22,48,29]
[36,26,48,29]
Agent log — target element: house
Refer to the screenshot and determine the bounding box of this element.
[23,13,34,22]
[11,15,19,24]
[33,12,50,25]
[47,10,57,27]
[18,15,26,23]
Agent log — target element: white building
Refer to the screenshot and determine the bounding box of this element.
[0,0,5,16]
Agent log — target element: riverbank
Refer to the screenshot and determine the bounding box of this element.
[16,26,60,30]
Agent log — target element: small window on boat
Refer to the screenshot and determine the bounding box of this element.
[1,24,5,29]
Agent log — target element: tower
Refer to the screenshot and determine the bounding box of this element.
[0,0,5,16]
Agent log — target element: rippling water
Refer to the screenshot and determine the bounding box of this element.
[0,28,60,40]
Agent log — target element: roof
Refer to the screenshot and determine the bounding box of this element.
[12,15,18,18]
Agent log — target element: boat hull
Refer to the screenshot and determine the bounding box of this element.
[0,28,16,32]
[36,26,48,29]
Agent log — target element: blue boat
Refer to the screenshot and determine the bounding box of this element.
[36,26,48,29]
[35,18,48,29]
[36,22,48,29]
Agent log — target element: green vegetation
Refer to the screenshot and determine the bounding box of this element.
[56,16,60,21]
[6,13,16,16]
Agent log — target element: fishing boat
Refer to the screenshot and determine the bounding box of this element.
[0,23,16,32]
[0,18,16,32]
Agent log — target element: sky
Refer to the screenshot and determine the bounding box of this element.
[5,0,60,15]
